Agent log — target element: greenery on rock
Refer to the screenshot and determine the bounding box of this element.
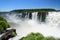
[11,29,17,37]
[20,33,60,40]
[0,25,4,33]
[46,37,55,40]
[0,16,10,34]
[0,16,17,40]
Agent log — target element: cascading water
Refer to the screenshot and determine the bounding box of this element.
[32,12,38,21]
[0,12,60,40]
[46,12,60,27]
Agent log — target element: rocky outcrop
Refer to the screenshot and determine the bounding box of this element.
[0,29,17,40]
[0,16,17,40]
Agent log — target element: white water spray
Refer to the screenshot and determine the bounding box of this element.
[4,12,60,40]
[32,12,38,21]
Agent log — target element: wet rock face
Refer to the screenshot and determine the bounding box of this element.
[0,29,17,40]
[37,12,48,22]
[41,12,48,22]
[29,12,32,19]
[16,12,48,22]
[21,12,26,18]
[37,12,41,21]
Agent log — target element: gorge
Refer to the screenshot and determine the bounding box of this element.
[0,9,60,40]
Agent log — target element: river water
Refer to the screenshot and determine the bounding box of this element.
[0,12,60,40]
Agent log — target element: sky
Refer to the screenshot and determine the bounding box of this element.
[0,0,60,11]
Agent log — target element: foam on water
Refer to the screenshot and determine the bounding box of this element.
[5,12,60,40]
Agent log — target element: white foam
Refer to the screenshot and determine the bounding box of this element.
[6,12,60,40]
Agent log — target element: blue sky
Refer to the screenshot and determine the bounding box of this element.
[0,0,60,11]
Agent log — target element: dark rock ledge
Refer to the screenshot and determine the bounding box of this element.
[0,28,17,40]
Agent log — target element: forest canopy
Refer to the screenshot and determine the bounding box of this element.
[11,9,56,13]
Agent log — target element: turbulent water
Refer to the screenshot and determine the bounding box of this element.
[0,12,60,40]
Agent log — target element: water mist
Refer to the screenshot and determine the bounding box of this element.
[1,12,60,40]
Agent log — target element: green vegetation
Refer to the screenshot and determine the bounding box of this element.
[20,33,60,40]
[46,37,55,40]
[0,16,17,39]
[0,16,10,34]
[11,31,17,37]
[0,16,7,22]
[11,9,56,13]
[0,25,4,33]
[11,29,17,37]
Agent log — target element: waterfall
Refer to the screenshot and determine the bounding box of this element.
[32,12,38,21]
[0,12,60,40]
[46,12,60,27]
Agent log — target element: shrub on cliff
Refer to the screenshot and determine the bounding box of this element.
[20,33,46,40]
[11,29,17,37]
[0,16,7,22]
[20,33,59,40]
[0,25,4,34]
[46,37,55,40]
[0,21,10,28]
[0,16,10,34]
